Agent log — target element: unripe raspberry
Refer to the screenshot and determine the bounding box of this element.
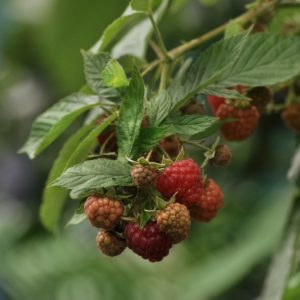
[211,144,232,166]
[216,103,260,141]
[84,196,124,229]
[96,230,126,257]
[156,203,191,243]
[159,135,181,157]
[131,164,159,187]
[189,179,223,222]
[247,86,272,112]
[124,222,173,262]
[156,159,203,206]
[181,99,205,115]
[281,103,300,134]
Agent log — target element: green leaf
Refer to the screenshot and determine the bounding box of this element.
[112,0,169,60]
[166,115,221,137]
[40,124,95,233]
[134,125,172,156]
[224,20,243,38]
[90,6,146,53]
[101,60,129,88]
[149,31,250,124]
[81,50,119,97]
[117,70,145,159]
[64,111,118,170]
[66,202,86,227]
[51,159,133,199]
[19,93,100,159]
[219,33,300,86]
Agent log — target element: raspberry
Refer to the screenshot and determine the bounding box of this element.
[207,95,225,115]
[211,144,232,166]
[131,164,159,187]
[156,159,203,206]
[247,86,272,112]
[159,135,181,157]
[124,222,173,262]
[216,103,260,141]
[189,178,223,222]
[84,196,124,229]
[181,99,205,115]
[96,230,126,257]
[281,103,300,134]
[156,203,191,243]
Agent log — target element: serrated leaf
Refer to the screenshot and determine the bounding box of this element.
[134,125,172,157]
[219,33,300,86]
[112,0,169,60]
[64,111,118,170]
[81,50,119,97]
[101,60,129,88]
[117,70,145,159]
[90,6,146,54]
[40,124,95,233]
[166,115,222,137]
[148,31,250,124]
[203,85,250,100]
[19,93,100,159]
[52,159,133,198]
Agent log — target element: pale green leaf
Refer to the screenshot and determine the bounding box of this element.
[40,124,95,233]
[51,159,133,198]
[81,50,119,97]
[101,60,129,88]
[19,93,100,159]
[112,0,169,60]
[117,70,145,159]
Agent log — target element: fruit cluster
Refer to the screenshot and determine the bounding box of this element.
[83,84,300,263]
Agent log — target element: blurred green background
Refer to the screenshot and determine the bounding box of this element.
[0,0,298,299]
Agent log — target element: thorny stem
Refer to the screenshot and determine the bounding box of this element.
[142,0,278,77]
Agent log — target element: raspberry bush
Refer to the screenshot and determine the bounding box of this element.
[19,0,300,278]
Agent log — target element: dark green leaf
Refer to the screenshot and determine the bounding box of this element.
[51,159,133,199]
[81,51,119,97]
[19,93,100,159]
[40,124,95,233]
[166,115,221,137]
[101,60,129,88]
[117,70,145,159]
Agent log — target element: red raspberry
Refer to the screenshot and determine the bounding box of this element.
[211,144,232,166]
[207,95,225,115]
[156,203,191,243]
[124,222,173,262]
[156,159,203,206]
[131,164,159,187]
[189,178,223,222]
[84,196,124,229]
[216,103,260,141]
[96,230,126,257]
[281,103,300,134]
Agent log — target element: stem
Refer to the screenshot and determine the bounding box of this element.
[159,62,170,91]
[142,0,277,77]
[148,5,170,60]
[149,40,164,59]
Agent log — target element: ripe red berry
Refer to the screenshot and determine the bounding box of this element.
[84,196,124,229]
[131,164,159,187]
[281,103,300,134]
[124,222,173,262]
[211,144,232,166]
[216,103,260,141]
[189,178,223,222]
[156,203,191,243]
[96,230,126,257]
[207,95,225,115]
[156,159,203,206]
